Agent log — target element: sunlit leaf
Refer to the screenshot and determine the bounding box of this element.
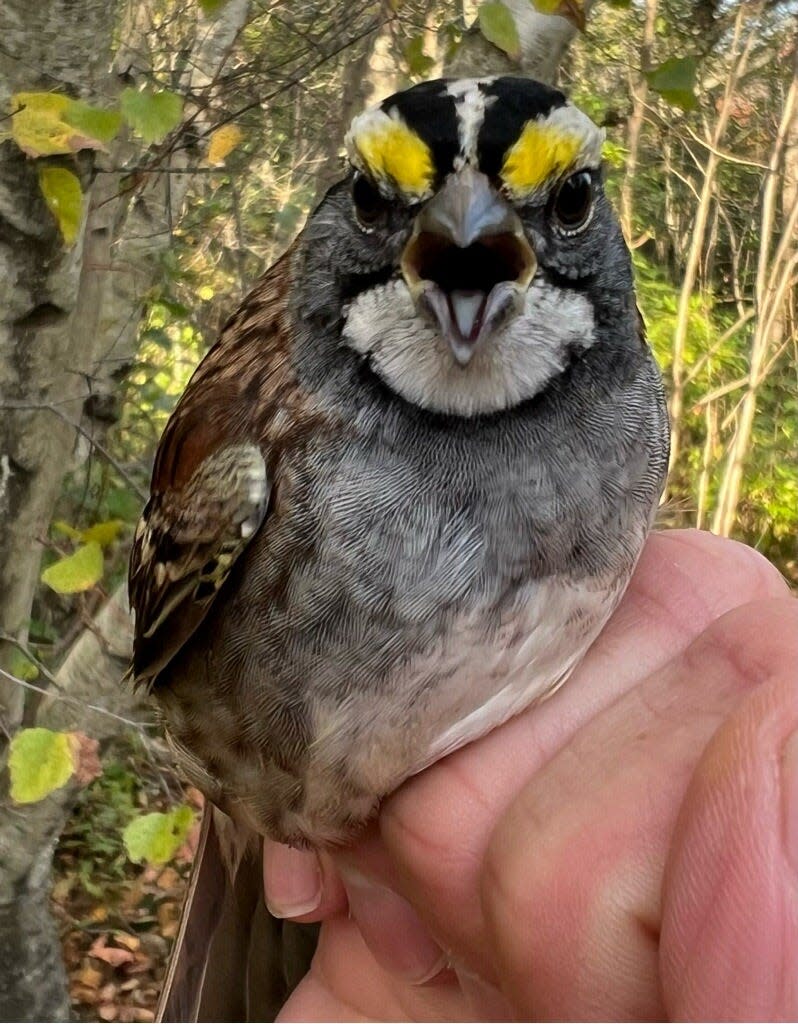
[602,139,627,168]
[404,36,435,77]
[123,805,195,865]
[206,123,243,164]
[37,166,83,246]
[41,541,103,593]
[81,520,124,546]
[645,56,698,111]
[9,728,74,803]
[64,100,122,145]
[478,3,521,59]
[11,92,73,156]
[119,87,183,144]
[10,92,114,156]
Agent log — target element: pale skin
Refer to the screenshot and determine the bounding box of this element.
[261,530,798,1021]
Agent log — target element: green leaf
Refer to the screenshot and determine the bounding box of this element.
[477,3,521,60]
[645,56,698,111]
[81,520,124,546]
[10,648,39,682]
[602,139,628,168]
[37,166,83,246]
[9,728,74,803]
[198,0,229,12]
[41,541,103,594]
[404,36,435,77]
[123,806,195,865]
[119,87,183,144]
[64,100,122,145]
[106,488,142,522]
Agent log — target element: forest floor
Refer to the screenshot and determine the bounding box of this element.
[50,736,198,1023]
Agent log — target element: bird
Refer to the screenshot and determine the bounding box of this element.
[129,76,669,1019]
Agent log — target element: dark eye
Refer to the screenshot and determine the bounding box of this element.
[552,170,594,234]
[352,173,389,229]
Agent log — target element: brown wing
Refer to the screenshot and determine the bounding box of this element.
[129,253,298,688]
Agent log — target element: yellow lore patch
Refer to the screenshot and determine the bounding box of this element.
[501,122,582,196]
[352,120,433,197]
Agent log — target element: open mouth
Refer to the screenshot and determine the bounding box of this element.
[405,231,536,350]
[401,229,536,365]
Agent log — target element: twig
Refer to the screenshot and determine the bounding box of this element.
[0,401,147,502]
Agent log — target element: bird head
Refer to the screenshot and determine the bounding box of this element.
[298,77,635,416]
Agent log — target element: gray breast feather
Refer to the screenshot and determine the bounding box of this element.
[158,348,667,844]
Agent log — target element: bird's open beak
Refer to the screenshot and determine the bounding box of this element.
[401,166,537,365]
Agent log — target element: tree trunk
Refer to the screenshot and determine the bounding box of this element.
[620,0,657,240]
[712,49,798,536]
[0,584,137,1021]
[667,4,755,477]
[448,0,596,82]
[0,0,123,729]
[0,1,251,1017]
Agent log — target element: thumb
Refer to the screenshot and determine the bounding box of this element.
[660,598,798,1021]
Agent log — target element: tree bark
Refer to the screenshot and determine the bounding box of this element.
[448,0,596,83]
[0,0,123,729]
[0,1,251,1017]
[0,584,137,1021]
[619,0,657,240]
[712,48,798,536]
[667,4,755,478]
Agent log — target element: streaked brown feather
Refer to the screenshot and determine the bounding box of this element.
[128,249,334,689]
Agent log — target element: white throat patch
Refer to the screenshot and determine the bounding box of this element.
[342,276,596,416]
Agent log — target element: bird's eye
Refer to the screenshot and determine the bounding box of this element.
[352,173,389,229]
[551,171,594,235]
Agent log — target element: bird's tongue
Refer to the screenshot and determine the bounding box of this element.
[448,289,487,342]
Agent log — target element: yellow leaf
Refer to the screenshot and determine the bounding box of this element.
[38,166,84,246]
[9,728,75,803]
[81,520,124,546]
[206,124,243,165]
[52,520,82,541]
[41,541,103,593]
[530,0,586,30]
[10,92,111,157]
[11,92,72,156]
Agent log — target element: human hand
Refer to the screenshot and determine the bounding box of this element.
[264,530,797,1021]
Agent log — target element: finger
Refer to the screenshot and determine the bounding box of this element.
[661,641,798,1020]
[483,597,798,1020]
[278,914,470,1022]
[366,532,788,972]
[263,841,347,921]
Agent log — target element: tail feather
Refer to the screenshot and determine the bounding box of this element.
[157,806,318,1023]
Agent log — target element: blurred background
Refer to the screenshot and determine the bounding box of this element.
[0,0,796,1019]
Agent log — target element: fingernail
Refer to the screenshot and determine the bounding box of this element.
[341,868,446,983]
[782,729,798,877]
[263,842,322,918]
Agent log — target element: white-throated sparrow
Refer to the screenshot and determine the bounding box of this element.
[129,76,669,1019]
